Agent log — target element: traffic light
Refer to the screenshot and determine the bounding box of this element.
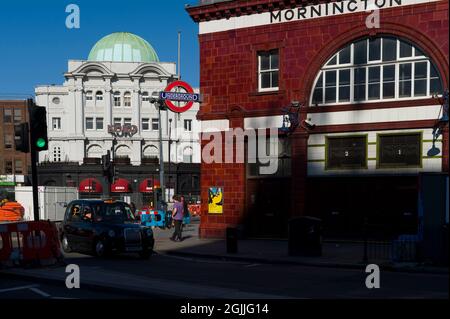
[29,105,48,152]
[14,123,30,153]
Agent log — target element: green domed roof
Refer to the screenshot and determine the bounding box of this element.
[88,32,159,63]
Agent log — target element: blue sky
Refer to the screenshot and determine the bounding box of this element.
[0,0,199,98]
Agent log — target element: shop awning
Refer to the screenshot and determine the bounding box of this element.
[139,178,160,193]
[79,178,103,193]
[111,178,131,193]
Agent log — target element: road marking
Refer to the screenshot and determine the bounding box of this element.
[0,285,40,293]
[29,287,51,298]
[244,264,261,268]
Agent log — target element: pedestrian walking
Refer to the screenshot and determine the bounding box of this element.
[170,195,184,242]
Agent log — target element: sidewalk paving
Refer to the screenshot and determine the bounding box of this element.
[154,227,448,274]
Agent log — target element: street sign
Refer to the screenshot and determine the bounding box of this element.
[160,80,202,113]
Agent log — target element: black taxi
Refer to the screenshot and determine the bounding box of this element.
[60,200,154,259]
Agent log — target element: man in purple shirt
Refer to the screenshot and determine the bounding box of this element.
[170,195,184,242]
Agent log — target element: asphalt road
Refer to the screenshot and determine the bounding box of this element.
[1,219,448,299]
[0,275,135,299]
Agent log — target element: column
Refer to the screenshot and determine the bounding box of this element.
[74,76,84,136]
[104,77,113,126]
[290,132,309,218]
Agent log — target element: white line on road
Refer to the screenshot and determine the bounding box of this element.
[29,287,51,298]
[0,285,40,293]
[244,264,261,268]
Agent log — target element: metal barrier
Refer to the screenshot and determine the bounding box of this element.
[0,221,64,268]
[363,222,419,263]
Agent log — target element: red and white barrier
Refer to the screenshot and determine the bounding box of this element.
[0,221,63,268]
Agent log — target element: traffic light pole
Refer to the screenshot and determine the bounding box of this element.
[27,99,40,221]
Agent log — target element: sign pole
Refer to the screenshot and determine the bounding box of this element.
[158,107,165,203]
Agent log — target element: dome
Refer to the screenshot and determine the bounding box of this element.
[88,32,159,63]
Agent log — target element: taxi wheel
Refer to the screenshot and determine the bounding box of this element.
[94,239,110,258]
[61,235,72,253]
[139,249,151,260]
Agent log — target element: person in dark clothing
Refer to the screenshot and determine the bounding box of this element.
[171,195,184,242]
[180,195,190,232]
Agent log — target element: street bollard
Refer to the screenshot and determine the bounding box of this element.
[226,227,238,254]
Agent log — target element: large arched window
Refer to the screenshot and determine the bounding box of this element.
[311,36,443,106]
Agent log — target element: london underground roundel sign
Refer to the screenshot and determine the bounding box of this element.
[160,80,201,113]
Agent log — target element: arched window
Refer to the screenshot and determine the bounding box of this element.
[311,36,443,106]
[124,92,132,107]
[87,145,103,158]
[183,146,193,163]
[142,92,150,102]
[53,146,62,162]
[143,145,159,159]
[96,91,103,102]
[85,91,93,101]
[113,91,121,107]
[115,145,131,157]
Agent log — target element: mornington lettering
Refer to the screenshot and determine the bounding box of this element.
[270,0,402,23]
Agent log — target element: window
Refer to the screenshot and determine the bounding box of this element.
[52,97,61,105]
[4,135,13,149]
[86,91,93,101]
[96,118,104,130]
[378,133,422,168]
[151,118,159,131]
[113,92,121,107]
[326,136,367,170]
[124,92,132,107]
[142,118,150,131]
[52,117,61,130]
[183,147,193,163]
[258,50,279,91]
[85,117,94,130]
[184,119,192,132]
[96,91,103,102]
[14,160,23,174]
[53,147,62,162]
[3,109,12,123]
[113,117,122,126]
[5,160,13,174]
[142,92,150,102]
[14,109,22,123]
[311,36,443,105]
[124,118,132,126]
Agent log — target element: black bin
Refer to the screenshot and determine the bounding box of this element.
[289,217,322,257]
[226,227,238,254]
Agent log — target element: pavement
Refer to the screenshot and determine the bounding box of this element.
[154,221,449,274]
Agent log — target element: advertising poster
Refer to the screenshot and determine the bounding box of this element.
[208,187,223,214]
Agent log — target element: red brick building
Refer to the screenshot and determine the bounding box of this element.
[0,100,30,178]
[187,0,449,238]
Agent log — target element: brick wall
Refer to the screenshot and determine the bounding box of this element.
[195,1,449,238]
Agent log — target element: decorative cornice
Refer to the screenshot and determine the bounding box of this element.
[186,0,322,23]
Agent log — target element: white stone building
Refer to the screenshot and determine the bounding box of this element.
[35,32,201,166]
